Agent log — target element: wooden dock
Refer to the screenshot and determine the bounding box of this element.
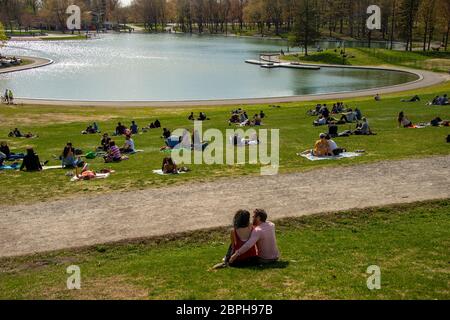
[245,59,321,70]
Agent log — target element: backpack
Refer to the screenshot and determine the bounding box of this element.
[85,151,96,159]
[430,117,442,127]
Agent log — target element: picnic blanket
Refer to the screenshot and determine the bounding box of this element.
[42,165,63,170]
[70,172,110,182]
[152,169,187,175]
[409,123,430,129]
[0,163,20,170]
[298,151,363,161]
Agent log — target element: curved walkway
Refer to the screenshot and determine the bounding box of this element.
[0,56,53,74]
[1,155,449,258]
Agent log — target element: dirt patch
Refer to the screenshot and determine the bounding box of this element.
[43,275,148,300]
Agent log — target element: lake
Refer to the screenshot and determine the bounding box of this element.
[1,33,418,101]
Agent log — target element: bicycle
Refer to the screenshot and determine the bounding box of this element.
[0,95,8,104]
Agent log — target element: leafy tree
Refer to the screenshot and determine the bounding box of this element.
[292,0,320,56]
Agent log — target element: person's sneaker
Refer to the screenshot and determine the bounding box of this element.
[211,262,228,270]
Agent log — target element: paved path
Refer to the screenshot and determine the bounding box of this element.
[14,65,450,107]
[0,56,53,74]
[1,156,449,258]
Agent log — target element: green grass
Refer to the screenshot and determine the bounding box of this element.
[43,35,88,41]
[283,48,450,72]
[1,82,449,205]
[0,200,448,299]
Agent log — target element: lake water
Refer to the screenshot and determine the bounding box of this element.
[1,33,417,101]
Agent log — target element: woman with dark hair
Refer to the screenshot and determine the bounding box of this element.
[61,142,78,168]
[213,210,258,269]
[398,111,413,128]
[162,157,178,174]
[20,148,42,172]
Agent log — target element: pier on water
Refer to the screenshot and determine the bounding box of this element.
[245,53,320,70]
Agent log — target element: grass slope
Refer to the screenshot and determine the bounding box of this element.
[0,200,448,299]
[283,48,450,72]
[1,83,449,205]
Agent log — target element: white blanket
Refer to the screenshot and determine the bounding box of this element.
[70,172,110,181]
[299,152,362,161]
[152,169,186,175]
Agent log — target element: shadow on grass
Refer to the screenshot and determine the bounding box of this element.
[231,260,290,270]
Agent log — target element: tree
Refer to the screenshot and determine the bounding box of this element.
[0,21,7,48]
[398,0,420,51]
[292,0,320,56]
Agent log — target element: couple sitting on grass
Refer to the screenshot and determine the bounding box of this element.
[307,133,346,157]
[8,128,37,138]
[429,94,449,106]
[82,122,99,134]
[188,112,209,121]
[213,209,280,269]
[327,117,374,137]
[313,108,362,126]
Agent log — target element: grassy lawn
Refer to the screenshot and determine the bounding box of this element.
[1,83,449,205]
[42,35,88,41]
[283,48,450,72]
[0,200,448,299]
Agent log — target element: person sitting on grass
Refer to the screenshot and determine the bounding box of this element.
[115,122,126,136]
[130,121,139,135]
[431,96,440,105]
[100,133,111,151]
[354,108,362,121]
[0,151,6,166]
[104,140,122,163]
[319,105,330,118]
[198,112,208,121]
[120,135,136,154]
[314,115,328,126]
[188,112,194,121]
[162,128,171,139]
[354,118,373,135]
[162,157,178,174]
[260,110,265,119]
[20,148,43,172]
[229,209,280,265]
[0,141,24,160]
[61,142,80,168]
[252,114,262,126]
[8,128,22,138]
[213,210,258,269]
[83,124,96,134]
[398,111,413,128]
[326,134,346,156]
[154,119,161,128]
[374,93,381,101]
[313,133,331,157]
[338,109,357,124]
